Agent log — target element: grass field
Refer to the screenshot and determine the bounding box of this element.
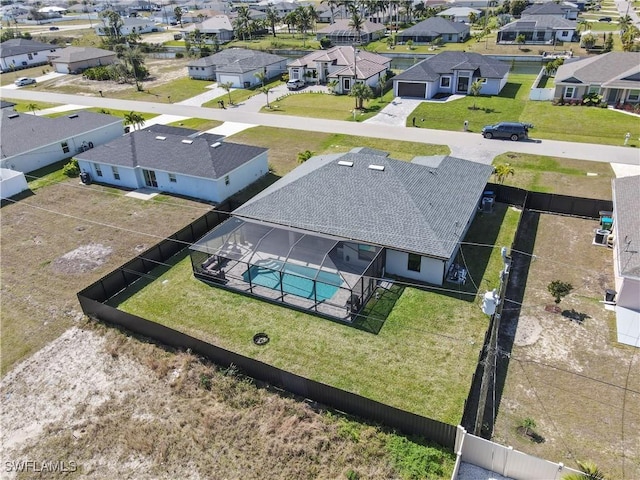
[114,202,520,424]
[409,74,640,146]
[492,153,615,199]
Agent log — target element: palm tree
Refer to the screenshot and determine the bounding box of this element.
[350,82,373,110]
[122,47,146,91]
[618,14,632,34]
[265,6,280,37]
[294,6,312,46]
[621,25,639,51]
[321,0,339,23]
[515,34,526,50]
[254,71,266,87]
[25,103,40,115]
[123,111,145,131]
[297,150,315,163]
[348,8,364,44]
[327,79,339,94]
[306,5,319,33]
[234,5,252,40]
[493,163,514,184]
[283,11,297,34]
[562,460,606,480]
[174,6,183,27]
[220,81,234,105]
[469,78,483,109]
[377,73,387,99]
[260,86,273,109]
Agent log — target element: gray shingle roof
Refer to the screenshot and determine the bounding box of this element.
[1,110,123,158]
[393,51,509,82]
[47,47,117,63]
[288,46,390,70]
[398,17,469,36]
[613,175,640,279]
[500,15,576,31]
[75,130,267,180]
[0,38,57,58]
[233,150,493,259]
[555,52,640,88]
[522,2,577,15]
[316,19,386,35]
[187,47,287,73]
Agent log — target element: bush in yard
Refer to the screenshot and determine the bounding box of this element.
[582,92,604,107]
[320,36,332,49]
[83,66,112,81]
[175,52,184,58]
[548,280,573,304]
[386,435,453,480]
[63,158,80,177]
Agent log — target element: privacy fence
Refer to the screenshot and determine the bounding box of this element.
[77,188,612,453]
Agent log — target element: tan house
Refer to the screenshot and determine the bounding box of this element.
[47,47,117,74]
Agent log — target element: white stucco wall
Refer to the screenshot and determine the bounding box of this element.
[480,78,504,95]
[385,249,446,285]
[0,168,28,199]
[188,64,215,80]
[0,120,124,173]
[1,48,57,71]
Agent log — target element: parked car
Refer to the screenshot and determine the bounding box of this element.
[14,77,36,87]
[598,16,612,21]
[286,79,305,91]
[49,26,59,30]
[481,122,531,141]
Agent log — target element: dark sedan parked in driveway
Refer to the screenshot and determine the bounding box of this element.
[481,122,532,141]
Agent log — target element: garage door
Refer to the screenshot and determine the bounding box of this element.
[218,74,242,88]
[398,82,426,98]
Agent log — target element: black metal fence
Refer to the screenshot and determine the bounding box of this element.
[486,183,613,218]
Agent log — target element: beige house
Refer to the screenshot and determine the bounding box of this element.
[47,47,117,74]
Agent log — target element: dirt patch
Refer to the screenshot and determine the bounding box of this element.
[52,243,113,274]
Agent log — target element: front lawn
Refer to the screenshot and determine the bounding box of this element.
[114,203,520,424]
[409,74,640,146]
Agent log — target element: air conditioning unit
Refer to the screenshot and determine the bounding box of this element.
[594,229,610,245]
[482,197,494,213]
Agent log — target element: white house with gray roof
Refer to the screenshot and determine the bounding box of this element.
[189,148,493,320]
[0,110,124,174]
[497,15,577,44]
[288,46,391,94]
[396,17,470,44]
[0,38,58,72]
[393,51,509,99]
[180,15,234,43]
[47,46,117,74]
[187,48,287,85]
[75,128,268,203]
[611,175,640,348]
[553,52,640,104]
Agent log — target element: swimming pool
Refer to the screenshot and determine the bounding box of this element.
[243,260,343,301]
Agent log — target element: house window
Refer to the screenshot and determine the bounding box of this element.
[28,53,33,59]
[588,85,600,94]
[112,166,120,179]
[224,175,230,185]
[628,90,640,101]
[481,78,487,84]
[95,164,103,177]
[33,52,38,56]
[407,253,421,272]
[61,141,70,154]
[169,173,177,183]
[440,76,451,88]
[561,30,568,36]
[358,244,376,261]
[563,86,575,98]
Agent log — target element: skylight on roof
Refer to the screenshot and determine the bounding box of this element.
[155,136,167,140]
[368,164,385,171]
[338,161,353,167]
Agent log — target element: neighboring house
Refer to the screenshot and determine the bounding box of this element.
[393,51,509,98]
[0,168,28,200]
[96,17,159,36]
[190,149,493,321]
[75,128,268,204]
[611,175,640,348]
[287,46,391,94]
[316,19,386,45]
[397,17,470,44]
[521,2,579,20]
[253,1,299,16]
[181,15,234,43]
[437,7,481,23]
[1,100,16,110]
[0,38,58,72]
[47,47,117,74]
[0,110,123,173]
[446,0,497,8]
[553,52,640,104]
[497,15,577,44]
[187,48,287,86]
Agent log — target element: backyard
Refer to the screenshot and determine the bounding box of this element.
[114,201,520,424]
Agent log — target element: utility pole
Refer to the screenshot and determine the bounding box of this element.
[474,247,511,436]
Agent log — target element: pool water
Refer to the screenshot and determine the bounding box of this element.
[243,261,343,301]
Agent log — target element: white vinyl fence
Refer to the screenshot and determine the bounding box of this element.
[452,426,582,480]
[529,68,555,101]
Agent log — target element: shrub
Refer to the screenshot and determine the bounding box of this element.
[83,66,112,81]
[175,52,184,58]
[386,435,453,480]
[320,36,332,49]
[62,158,80,177]
[582,92,603,107]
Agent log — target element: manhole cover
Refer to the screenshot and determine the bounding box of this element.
[253,333,269,346]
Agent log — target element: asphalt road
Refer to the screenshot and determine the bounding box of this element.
[2,87,639,166]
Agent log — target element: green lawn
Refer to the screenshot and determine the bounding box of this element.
[409,74,640,145]
[5,99,61,112]
[227,33,321,51]
[167,117,223,131]
[492,153,615,199]
[202,77,285,109]
[261,89,395,122]
[114,203,520,425]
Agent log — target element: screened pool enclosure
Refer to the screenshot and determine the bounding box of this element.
[190,218,385,321]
